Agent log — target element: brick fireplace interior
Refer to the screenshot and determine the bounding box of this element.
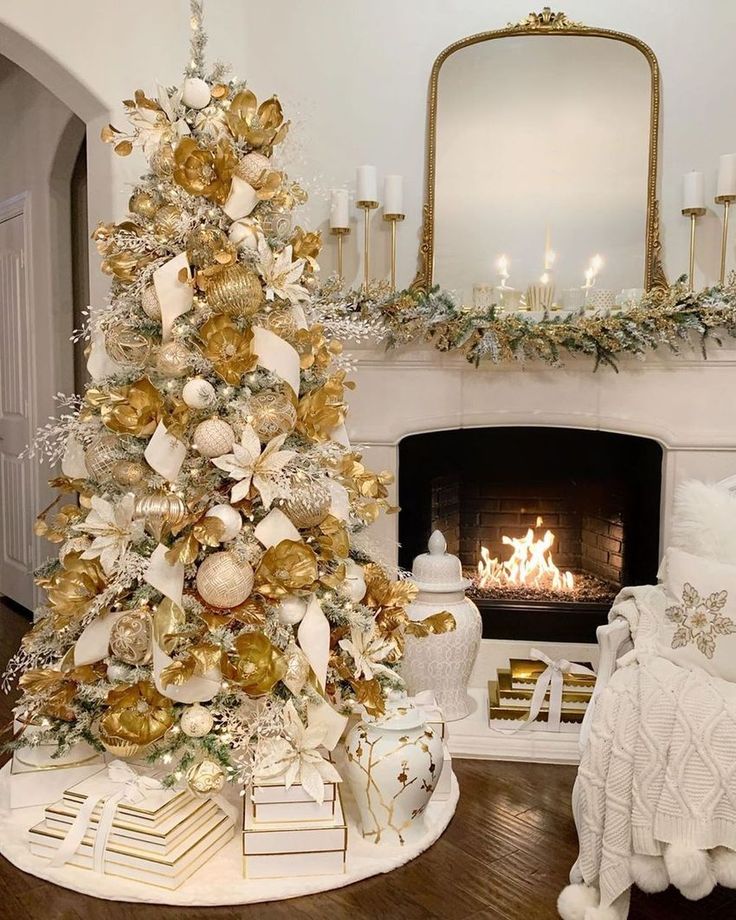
[398,427,662,642]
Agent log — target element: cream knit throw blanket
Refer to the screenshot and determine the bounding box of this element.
[574,584,736,908]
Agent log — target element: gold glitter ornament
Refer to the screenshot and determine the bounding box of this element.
[155,340,192,377]
[153,203,182,237]
[151,144,175,178]
[128,189,159,220]
[141,285,162,320]
[180,703,214,738]
[248,389,297,441]
[186,226,230,268]
[263,306,300,340]
[192,418,235,458]
[235,152,271,187]
[135,491,188,540]
[109,607,153,665]
[186,758,225,798]
[282,474,331,528]
[203,263,264,317]
[196,551,254,608]
[112,459,146,487]
[104,325,151,367]
[85,434,123,481]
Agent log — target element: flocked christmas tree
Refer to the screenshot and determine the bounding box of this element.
[3,2,452,800]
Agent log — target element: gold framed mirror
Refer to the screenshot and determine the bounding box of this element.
[414,8,667,302]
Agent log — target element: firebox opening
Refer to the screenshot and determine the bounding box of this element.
[398,427,662,642]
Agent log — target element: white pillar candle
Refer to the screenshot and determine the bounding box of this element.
[384,175,403,214]
[356,165,378,203]
[329,189,350,229]
[682,170,705,210]
[717,154,736,199]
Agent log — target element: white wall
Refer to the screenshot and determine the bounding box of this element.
[1,0,734,293]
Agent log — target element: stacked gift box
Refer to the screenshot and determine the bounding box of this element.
[488,657,596,731]
[28,766,235,889]
[243,772,347,879]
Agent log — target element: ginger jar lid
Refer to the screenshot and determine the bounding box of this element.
[411,530,471,593]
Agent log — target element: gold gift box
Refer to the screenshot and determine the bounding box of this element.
[497,669,592,707]
[509,657,596,689]
[488,680,586,724]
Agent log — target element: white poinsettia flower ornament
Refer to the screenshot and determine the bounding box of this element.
[256,700,342,804]
[257,237,308,304]
[212,423,295,508]
[72,493,145,575]
[339,626,395,681]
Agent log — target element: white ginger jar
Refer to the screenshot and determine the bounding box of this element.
[401,530,482,720]
[343,696,444,846]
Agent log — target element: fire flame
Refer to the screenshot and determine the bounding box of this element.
[477,516,575,593]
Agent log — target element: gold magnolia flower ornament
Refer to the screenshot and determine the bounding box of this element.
[36,552,107,630]
[173,137,237,204]
[290,227,322,272]
[296,372,354,442]
[254,539,318,598]
[100,377,164,437]
[100,680,175,747]
[198,314,257,385]
[221,632,286,696]
[19,664,104,722]
[225,90,289,153]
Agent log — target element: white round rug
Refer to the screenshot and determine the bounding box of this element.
[0,761,458,905]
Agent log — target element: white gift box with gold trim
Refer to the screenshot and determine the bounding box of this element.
[61,766,189,826]
[250,774,339,824]
[9,751,105,810]
[242,789,347,879]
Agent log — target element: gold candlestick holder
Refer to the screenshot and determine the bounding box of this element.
[682,206,706,291]
[383,213,405,290]
[716,194,736,284]
[329,227,350,282]
[356,199,379,288]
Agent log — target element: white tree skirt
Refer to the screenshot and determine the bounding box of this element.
[0,762,458,905]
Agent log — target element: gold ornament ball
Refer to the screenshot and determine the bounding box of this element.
[196,551,254,608]
[155,341,192,378]
[205,263,264,317]
[129,189,159,220]
[248,389,297,441]
[186,226,230,268]
[85,435,122,481]
[109,608,152,665]
[263,306,300,340]
[192,418,236,458]
[150,144,175,178]
[135,491,188,535]
[180,703,214,738]
[104,325,151,367]
[141,285,162,320]
[283,475,331,528]
[260,211,292,241]
[235,152,271,188]
[153,203,182,237]
[112,459,146,488]
[186,758,225,798]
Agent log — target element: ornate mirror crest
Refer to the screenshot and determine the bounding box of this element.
[414,8,667,295]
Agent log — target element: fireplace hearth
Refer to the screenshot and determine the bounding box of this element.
[399,427,662,642]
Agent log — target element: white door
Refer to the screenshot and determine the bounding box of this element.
[0,203,35,609]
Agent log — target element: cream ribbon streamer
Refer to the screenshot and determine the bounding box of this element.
[297,595,331,691]
[74,609,127,666]
[223,175,258,220]
[508,649,596,733]
[306,699,348,751]
[144,544,184,608]
[253,507,301,548]
[252,326,301,397]
[144,421,187,482]
[153,252,193,343]
[49,760,164,873]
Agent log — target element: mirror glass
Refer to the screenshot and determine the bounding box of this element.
[433,35,652,307]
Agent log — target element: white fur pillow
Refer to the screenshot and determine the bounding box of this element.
[670,480,736,565]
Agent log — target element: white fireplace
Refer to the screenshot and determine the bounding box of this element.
[345,340,736,762]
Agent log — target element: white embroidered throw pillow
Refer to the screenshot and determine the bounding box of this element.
[670,479,736,566]
[658,547,736,681]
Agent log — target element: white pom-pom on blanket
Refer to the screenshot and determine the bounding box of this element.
[557,883,599,919]
[663,843,714,898]
[630,853,669,893]
[711,846,736,888]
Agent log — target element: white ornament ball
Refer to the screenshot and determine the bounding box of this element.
[182,377,217,410]
[196,551,254,608]
[141,284,162,320]
[344,559,367,603]
[180,703,214,738]
[277,594,308,626]
[181,77,211,110]
[228,219,259,250]
[192,419,236,458]
[205,504,242,542]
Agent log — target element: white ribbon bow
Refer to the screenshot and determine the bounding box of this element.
[512,648,596,732]
[49,761,163,874]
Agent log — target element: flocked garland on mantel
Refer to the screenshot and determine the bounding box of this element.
[319,278,736,371]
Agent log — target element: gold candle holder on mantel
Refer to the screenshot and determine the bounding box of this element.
[383,212,405,290]
[356,199,379,288]
[716,194,736,284]
[329,226,350,281]
[682,206,706,291]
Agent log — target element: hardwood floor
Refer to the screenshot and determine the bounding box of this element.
[1,599,734,919]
